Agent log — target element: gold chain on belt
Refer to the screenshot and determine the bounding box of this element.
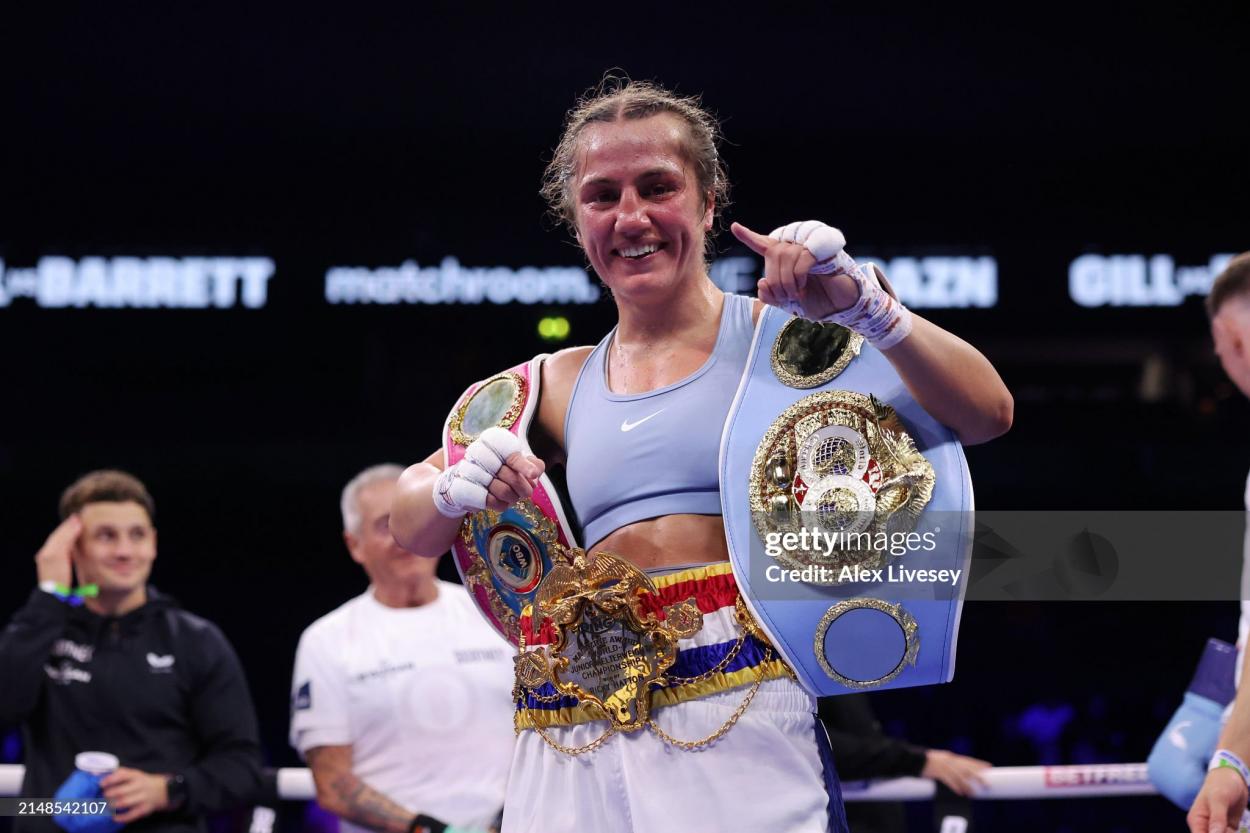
[644,645,772,751]
[524,644,772,756]
[517,596,779,755]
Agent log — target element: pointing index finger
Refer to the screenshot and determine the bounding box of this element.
[730,222,774,256]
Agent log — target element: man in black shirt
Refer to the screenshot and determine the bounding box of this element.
[0,470,263,832]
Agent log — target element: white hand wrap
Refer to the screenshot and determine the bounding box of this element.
[769,220,854,275]
[769,220,913,350]
[432,425,523,519]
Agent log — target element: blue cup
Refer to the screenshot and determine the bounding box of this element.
[52,752,123,833]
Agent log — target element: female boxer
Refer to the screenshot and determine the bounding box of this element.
[392,78,1011,833]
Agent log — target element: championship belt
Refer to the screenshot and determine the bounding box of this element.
[513,549,704,736]
[720,306,974,696]
[443,356,580,646]
[446,358,725,749]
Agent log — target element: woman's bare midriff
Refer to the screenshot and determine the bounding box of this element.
[587,514,730,571]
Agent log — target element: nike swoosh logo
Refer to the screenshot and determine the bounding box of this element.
[621,409,665,432]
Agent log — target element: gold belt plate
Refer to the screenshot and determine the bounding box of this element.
[515,550,702,732]
[749,390,936,581]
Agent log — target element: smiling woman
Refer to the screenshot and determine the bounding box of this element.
[539,78,729,259]
[389,75,1012,833]
[567,112,714,311]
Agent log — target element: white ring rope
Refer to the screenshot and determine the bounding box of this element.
[0,762,1155,802]
[840,762,1154,801]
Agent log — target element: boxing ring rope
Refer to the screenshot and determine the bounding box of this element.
[839,762,1155,801]
[0,763,1157,802]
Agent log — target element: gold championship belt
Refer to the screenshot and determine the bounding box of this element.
[513,550,786,754]
[446,357,781,754]
[514,550,703,731]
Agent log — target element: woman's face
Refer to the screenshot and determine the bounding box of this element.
[571,113,713,299]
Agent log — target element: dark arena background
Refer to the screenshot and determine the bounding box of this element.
[3,6,1249,832]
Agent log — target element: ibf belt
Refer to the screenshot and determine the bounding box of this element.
[513,555,787,755]
[721,308,974,697]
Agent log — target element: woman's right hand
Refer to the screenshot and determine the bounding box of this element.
[432,426,546,518]
[391,428,546,557]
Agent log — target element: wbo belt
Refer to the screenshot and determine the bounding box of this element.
[442,355,581,648]
[513,557,792,755]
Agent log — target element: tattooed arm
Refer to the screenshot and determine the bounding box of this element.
[304,745,418,833]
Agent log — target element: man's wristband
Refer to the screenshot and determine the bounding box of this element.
[38,582,98,607]
[1210,749,1250,787]
[407,814,448,833]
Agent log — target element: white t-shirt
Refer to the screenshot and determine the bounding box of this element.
[290,581,515,832]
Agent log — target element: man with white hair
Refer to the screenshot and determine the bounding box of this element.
[290,464,514,833]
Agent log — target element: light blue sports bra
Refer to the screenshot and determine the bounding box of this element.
[564,293,757,547]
